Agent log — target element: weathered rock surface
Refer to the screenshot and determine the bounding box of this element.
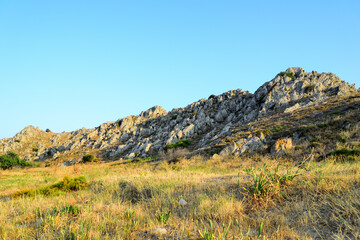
[0,68,357,161]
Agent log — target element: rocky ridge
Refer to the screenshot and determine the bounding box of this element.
[0,67,357,162]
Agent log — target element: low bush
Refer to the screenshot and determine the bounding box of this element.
[81,154,94,163]
[325,148,360,162]
[327,148,360,157]
[244,164,301,201]
[0,151,32,170]
[279,72,296,80]
[304,85,316,94]
[118,180,152,203]
[271,126,285,134]
[11,176,88,198]
[310,142,322,148]
[165,139,191,151]
[208,94,216,100]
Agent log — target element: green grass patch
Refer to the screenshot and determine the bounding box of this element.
[279,72,296,80]
[11,176,88,198]
[271,126,285,134]
[165,139,191,151]
[327,148,360,157]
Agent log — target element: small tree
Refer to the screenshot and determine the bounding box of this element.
[0,151,31,170]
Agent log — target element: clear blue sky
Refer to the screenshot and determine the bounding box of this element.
[1,0,359,139]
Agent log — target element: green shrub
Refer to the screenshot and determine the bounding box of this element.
[244,164,301,200]
[81,154,94,163]
[304,85,316,94]
[11,176,88,198]
[279,72,295,80]
[165,139,191,151]
[327,148,360,157]
[52,176,88,191]
[271,126,285,134]
[310,142,322,148]
[294,146,303,151]
[45,128,51,132]
[208,94,216,100]
[118,180,152,203]
[0,151,32,170]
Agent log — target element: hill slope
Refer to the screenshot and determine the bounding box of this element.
[0,67,357,164]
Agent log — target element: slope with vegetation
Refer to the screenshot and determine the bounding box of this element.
[0,67,357,165]
[0,67,359,239]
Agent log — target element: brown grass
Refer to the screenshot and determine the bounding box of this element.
[1,153,359,239]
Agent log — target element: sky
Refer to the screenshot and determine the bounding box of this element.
[1,0,359,139]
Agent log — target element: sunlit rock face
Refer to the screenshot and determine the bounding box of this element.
[1,68,357,161]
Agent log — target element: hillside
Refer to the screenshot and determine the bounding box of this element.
[0,67,358,165]
[1,67,360,239]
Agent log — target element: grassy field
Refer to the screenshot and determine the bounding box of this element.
[1,152,359,239]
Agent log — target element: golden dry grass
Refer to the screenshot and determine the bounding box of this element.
[1,154,359,240]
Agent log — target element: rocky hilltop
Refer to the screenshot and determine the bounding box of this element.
[0,67,357,163]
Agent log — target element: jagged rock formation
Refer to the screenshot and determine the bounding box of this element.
[0,68,357,162]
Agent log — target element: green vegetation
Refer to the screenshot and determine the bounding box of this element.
[81,154,94,163]
[310,141,322,148]
[171,113,178,120]
[270,126,285,134]
[198,220,215,240]
[304,84,316,93]
[11,176,88,198]
[208,94,216,100]
[325,148,360,162]
[155,206,171,224]
[165,139,191,151]
[0,151,32,170]
[327,148,360,157]
[244,164,301,201]
[0,93,359,239]
[278,72,295,80]
[1,156,360,239]
[52,203,81,216]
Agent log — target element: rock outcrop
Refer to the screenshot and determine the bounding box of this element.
[0,68,357,161]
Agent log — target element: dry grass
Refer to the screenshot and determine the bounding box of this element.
[1,93,359,239]
[1,154,360,240]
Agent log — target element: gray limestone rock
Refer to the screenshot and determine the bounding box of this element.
[1,68,356,161]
